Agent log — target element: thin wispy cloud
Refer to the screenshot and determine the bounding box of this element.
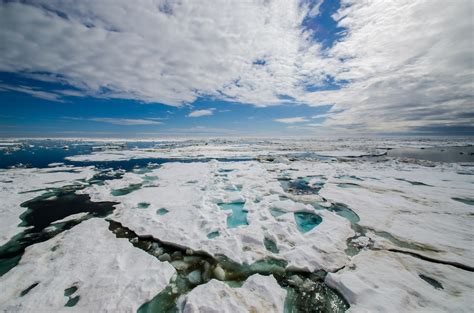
[311,113,330,119]
[0,84,64,102]
[274,117,309,124]
[89,118,162,125]
[64,117,163,126]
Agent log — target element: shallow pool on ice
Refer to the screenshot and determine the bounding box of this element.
[156,208,169,215]
[313,202,360,225]
[294,212,323,233]
[218,201,248,228]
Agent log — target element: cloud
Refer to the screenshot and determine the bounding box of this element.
[90,118,162,125]
[188,109,215,118]
[0,0,326,106]
[0,84,64,102]
[302,0,474,133]
[0,0,473,133]
[311,113,330,119]
[274,117,309,124]
[307,0,324,17]
[65,117,162,125]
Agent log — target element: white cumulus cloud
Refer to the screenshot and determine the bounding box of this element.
[188,109,215,118]
[0,0,326,106]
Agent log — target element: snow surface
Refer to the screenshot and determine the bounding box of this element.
[313,160,474,266]
[326,250,474,313]
[0,166,95,246]
[179,274,286,313]
[0,218,176,312]
[82,161,353,272]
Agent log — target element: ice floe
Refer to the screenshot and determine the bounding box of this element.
[315,160,474,267]
[82,161,353,272]
[0,166,95,246]
[0,218,175,312]
[179,274,286,313]
[326,250,474,312]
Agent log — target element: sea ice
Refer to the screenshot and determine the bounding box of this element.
[179,274,286,313]
[0,218,175,312]
[326,250,474,312]
[0,166,95,246]
[316,160,474,266]
[82,161,353,272]
[2,138,473,312]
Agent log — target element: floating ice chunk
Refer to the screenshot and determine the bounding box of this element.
[48,162,65,167]
[50,212,89,224]
[187,269,202,285]
[213,265,226,280]
[180,274,286,313]
[159,253,171,262]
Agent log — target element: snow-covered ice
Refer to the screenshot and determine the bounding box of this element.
[326,250,474,313]
[1,138,473,312]
[0,166,95,246]
[180,274,286,313]
[315,160,474,266]
[0,218,175,312]
[82,161,353,272]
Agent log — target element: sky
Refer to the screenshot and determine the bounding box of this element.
[0,0,473,138]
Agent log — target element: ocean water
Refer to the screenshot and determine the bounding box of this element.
[387,146,474,162]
